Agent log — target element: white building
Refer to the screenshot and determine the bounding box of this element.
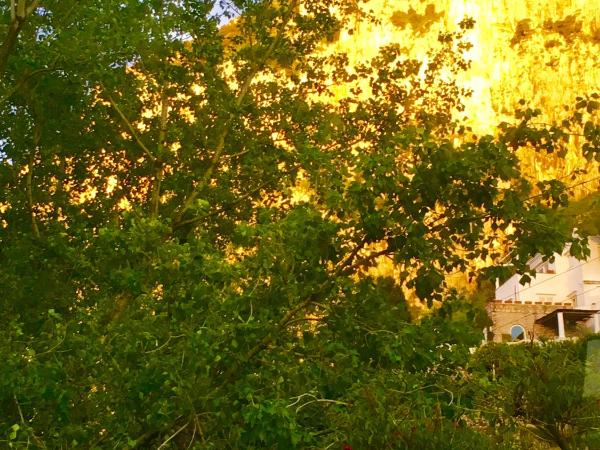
[487,236,600,342]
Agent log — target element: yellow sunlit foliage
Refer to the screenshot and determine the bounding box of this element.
[305,0,599,295]
[5,2,597,304]
[67,1,598,221]
[327,0,599,184]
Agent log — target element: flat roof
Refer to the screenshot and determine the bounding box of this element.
[535,308,600,326]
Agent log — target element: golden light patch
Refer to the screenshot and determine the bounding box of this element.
[105,175,118,194]
[290,169,316,205]
[152,284,164,300]
[159,191,176,204]
[76,186,98,204]
[170,142,181,155]
[117,197,132,211]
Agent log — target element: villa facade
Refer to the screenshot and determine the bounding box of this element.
[487,236,600,342]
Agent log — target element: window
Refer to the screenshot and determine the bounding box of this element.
[510,325,526,341]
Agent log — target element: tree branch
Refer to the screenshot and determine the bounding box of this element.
[172,0,298,226]
[101,87,157,163]
[217,297,313,387]
[151,87,169,217]
[0,18,25,76]
[0,66,60,104]
[216,235,369,388]
[171,164,299,231]
[26,126,40,237]
[157,422,189,450]
[0,0,41,77]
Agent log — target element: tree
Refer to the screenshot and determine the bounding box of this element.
[1,0,599,447]
[469,338,600,450]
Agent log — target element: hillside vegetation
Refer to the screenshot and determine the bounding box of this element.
[1,1,599,448]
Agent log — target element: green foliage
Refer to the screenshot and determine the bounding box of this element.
[0,0,599,448]
[470,338,600,450]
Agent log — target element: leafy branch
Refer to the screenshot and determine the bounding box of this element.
[172,0,299,226]
[0,0,41,76]
[101,86,158,163]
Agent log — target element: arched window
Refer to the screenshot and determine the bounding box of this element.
[510,325,526,341]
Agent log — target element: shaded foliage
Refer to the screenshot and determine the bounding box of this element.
[0,0,599,448]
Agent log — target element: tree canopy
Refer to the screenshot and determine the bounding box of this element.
[1,0,599,448]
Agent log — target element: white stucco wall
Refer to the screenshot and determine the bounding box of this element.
[495,270,572,303]
[495,237,600,307]
[582,241,600,281]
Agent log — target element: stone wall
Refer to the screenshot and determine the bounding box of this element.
[487,301,570,342]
